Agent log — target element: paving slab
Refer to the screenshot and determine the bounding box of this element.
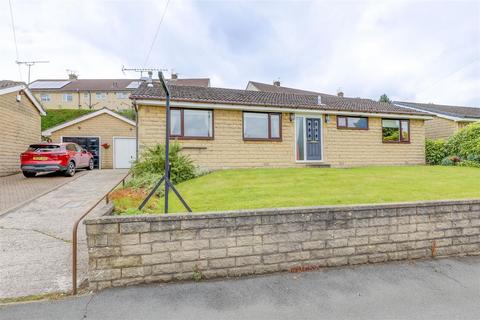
[0,169,128,299]
[0,257,479,320]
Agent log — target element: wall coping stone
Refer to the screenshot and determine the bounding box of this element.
[85,199,480,225]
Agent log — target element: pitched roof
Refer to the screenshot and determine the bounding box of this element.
[0,80,24,90]
[394,101,480,120]
[30,78,211,92]
[0,80,46,115]
[247,81,321,95]
[131,82,429,117]
[42,108,135,136]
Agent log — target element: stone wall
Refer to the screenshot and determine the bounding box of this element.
[85,200,480,291]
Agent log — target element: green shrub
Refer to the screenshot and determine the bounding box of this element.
[458,160,480,168]
[466,154,480,163]
[127,143,195,191]
[445,122,480,159]
[440,157,454,166]
[425,139,447,165]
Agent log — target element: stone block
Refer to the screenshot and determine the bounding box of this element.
[408,249,428,259]
[253,244,278,254]
[181,219,209,230]
[209,218,235,228]
[277,223,303,233]
[228,266,255,277]
[302,240,326,250]
[202,269,229,279]
[397,224,417,233]
[90,269,121,281]
[348,255,368,265]
[369,235,389,244]
[311,230,334,241]
[236,216,262,226]
[171,250,199,262]
[152,241,181,252]
[253,225,276,235]
[333,247,355,256]
[390,216,409,225]
[181,239,210,250]
[397,207,416,216]
[111,256,142,268]
[263,233,289,244]
[310,249,332,259]
[278,242,302,253]
[389,234,408,242]
[150,220,181,231]
[368,253,388,263]
[229,226,254,236]
[263,253,285,264]
[199,248,227,259]
[369,217,390,227]
[227,246,253,257]
[254,264,279,274]
[140,232,170,243]
[171,230,197,240]
[120,234,140,245]
[182,260,208,272]
[210,237,236,248]
[236,255,261,266]
[112,277,144,287]
[326,238,348,248]
[286,251,310,261]
[356,227,377,237]
[142,252,171,265]
[199,228,227,239]
[121,244,151,256]
[122,266,152,278]
[87,223,119,235]
[326,257,348,267]
[209,258,235,269]
[236,236,262,246]
[152,263,181,275]
[88,247,121,258]
[347,237,369,246]
[120,222,150,234]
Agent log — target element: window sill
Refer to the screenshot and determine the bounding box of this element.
[171,136,214,141]
[382,141,411,144]
[243,138,283,142]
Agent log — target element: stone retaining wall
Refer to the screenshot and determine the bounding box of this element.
[85,200,480,291]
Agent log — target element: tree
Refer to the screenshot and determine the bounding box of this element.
[379,94,391,103]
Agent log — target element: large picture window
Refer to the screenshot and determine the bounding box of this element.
[337,116,368,130]
[243,112,281,140]
[382,119,410,143]
[170,109,213,139]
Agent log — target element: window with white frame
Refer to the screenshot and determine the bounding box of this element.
[63,93,73,102]
[96,92,107,100]
[116,92,129,99]
[40,94,50,102]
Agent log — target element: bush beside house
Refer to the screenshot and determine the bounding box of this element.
[426,121,480,167]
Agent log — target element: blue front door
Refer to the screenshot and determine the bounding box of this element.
[306,118,321,160]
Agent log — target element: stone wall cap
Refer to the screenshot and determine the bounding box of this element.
[84,199,480,225]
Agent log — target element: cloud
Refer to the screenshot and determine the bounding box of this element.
[1,0,479,106]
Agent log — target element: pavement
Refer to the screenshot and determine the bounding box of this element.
[0,169,128,299]
[0,172,83,215]
[1,257,479,320]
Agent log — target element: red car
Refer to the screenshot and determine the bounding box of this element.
[20,143,94,177]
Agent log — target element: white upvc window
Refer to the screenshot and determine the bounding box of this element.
[63,93,73,102]
[96,92,107,100]
[116,92,129,99]
[40,94,50,102]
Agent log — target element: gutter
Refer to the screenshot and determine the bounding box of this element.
[135,99,433,120]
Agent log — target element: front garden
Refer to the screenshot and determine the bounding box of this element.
[111,121,480,214]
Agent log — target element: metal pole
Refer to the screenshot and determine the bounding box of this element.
[164,92,170,214]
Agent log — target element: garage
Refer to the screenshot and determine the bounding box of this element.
[42,108,136,169]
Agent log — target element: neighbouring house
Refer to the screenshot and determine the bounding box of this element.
[0,80,46,176]
[42,108,136,169]
[393,101,480,140]
[30,73,210,111]
[130,81,431,169]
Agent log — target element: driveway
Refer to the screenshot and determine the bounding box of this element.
[0,172,86,215]
[0,170,128,299]
[0,257,479,320]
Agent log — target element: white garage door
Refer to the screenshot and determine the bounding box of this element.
[113,137,136,169]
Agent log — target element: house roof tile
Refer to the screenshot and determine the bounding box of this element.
[394,101,480,120]
[132,82,428,116]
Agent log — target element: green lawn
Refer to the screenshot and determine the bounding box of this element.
[113,166,480,214]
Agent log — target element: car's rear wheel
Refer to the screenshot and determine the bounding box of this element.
[64,161,76,177]
[86,158,94,170]
[22,171,36,178]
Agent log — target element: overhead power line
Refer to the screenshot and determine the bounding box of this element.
[143,0,170,67]
[8,0,22,80]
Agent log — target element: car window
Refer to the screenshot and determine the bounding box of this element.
[66,144,76,151]
[75,144,83,152]
[27,145,61,152]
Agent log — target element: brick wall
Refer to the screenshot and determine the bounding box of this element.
[85,200,480,291]
[0,91,42,176]
[137,105,426,169]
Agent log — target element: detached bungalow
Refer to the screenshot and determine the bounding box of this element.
[130,82,431,169]
[0,81,46,176]
[394,101,480,140]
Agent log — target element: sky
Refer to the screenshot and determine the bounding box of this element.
[1,0,479,106]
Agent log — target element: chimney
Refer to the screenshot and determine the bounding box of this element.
[171,73,178,80]
[273,80,281,87]
[147,71,153,87]
[337,91,344,97]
